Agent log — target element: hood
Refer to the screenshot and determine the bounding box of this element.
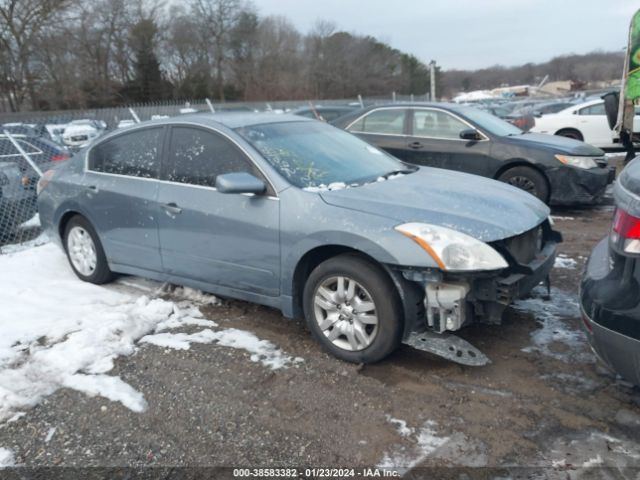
[319,168,549,242]
[503,132,604,156]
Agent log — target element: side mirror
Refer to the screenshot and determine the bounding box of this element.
[215,172,266,195]
[459,128,482,141]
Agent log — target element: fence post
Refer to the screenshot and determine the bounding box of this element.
[128,108,141,123]
[3,130,43,177]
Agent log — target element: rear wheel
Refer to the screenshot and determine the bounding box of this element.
[556,128,583,141]
[498,166,549,203]
[63,215,113,284]
[303,254,402,363]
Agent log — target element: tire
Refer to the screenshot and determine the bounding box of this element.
[498,166,550,203]
[303,253,402,363]
[63,215,113,284]
[556,128,583,142]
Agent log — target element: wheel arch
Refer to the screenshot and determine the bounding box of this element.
[554,127,583,140]
[494,160,551,197]
[290,245,424,340]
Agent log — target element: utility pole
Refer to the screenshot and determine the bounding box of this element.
[429,60,437,102]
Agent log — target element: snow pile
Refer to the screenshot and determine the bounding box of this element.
[19,213,41,229]
[554,254,577,269]
[378,418,449,472]
[513,287,591,363]
[0,243,301,421]
[141,327,303,370]
[0,448,14,468]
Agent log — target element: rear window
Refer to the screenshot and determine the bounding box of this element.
[88,127,162,178]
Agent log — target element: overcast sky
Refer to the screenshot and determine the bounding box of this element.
[254,0,638,70]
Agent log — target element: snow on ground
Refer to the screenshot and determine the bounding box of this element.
[378,418,449,473]
[0,448,15,467]
[19,213,41,229]
[554,254,577,269]
[513,287,592,364]
[0,232,48,255]
[0,243,301,422]
[141,327,302,369]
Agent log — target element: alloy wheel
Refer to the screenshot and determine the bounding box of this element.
[313,276,379,351]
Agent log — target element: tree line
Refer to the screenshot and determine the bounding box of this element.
[0,0,432,112]
[0,0,625,113]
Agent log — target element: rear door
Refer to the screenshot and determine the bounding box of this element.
[576,102,612,146]
[346,108,410,160]
[157,125,280,297]
[404,108,493,176]
[84,126,164,271]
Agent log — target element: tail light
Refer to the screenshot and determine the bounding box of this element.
[611,208,640,254]
[51,154,70,162]
[37,169,56,195]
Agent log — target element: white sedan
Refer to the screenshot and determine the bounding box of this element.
[531,98,640,148]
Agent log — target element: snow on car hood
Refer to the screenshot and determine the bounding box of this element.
[319,167,549,242]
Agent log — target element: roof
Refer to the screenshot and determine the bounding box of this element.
[160,112,311,129]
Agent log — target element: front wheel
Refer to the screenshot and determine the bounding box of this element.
[64,215,113,284]
[498,166,550,203]
[303,254,402,363]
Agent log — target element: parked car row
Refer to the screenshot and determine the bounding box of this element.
[5,105,636,385]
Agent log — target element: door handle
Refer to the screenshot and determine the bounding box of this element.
[86,185,98,193]
[408,141,424,150]
[161,202,182,215]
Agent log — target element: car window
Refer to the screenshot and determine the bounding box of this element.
[348,109,406,135]
[163,127,261,188]
[88,127,162,178]
[579,103,606,115]
[413,110,468,139]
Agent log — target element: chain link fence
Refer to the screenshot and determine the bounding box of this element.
[0,129,48,252]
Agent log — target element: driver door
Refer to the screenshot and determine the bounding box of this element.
[157,126,280,297]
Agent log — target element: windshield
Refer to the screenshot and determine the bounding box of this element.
[460,107,523,136]
[236,121,409,189]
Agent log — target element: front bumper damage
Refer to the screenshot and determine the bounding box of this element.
[548,165,614,206]
[396,222,561,366]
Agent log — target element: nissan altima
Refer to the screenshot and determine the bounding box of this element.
[37,113,560,365]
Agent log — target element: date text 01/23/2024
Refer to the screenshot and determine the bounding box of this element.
[232,468,400,478]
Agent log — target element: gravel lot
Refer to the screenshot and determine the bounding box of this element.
[1,196,639,477]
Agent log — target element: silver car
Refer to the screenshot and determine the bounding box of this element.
[37,113,560,364]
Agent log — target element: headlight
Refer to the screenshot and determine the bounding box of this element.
[395,223,508,271]
[555,154,599,169]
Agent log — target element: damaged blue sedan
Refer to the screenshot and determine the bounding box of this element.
[37,113,560,365]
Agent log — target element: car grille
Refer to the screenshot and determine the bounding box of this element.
[503,226,543,265]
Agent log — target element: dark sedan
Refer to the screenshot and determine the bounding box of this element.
[580,157,640,386]
[332,103,614,205]
[292,105,357,122]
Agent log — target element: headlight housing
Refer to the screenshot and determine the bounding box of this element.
[555,154,600,169]
[395,223,508,271]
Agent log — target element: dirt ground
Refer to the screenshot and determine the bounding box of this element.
[1,197,639,478]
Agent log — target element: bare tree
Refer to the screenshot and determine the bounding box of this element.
[190,0,244,101]
[0,0,72,110]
